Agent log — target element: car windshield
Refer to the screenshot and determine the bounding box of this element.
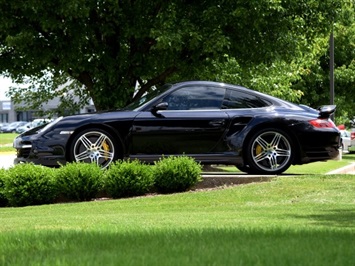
[123,84,172,111]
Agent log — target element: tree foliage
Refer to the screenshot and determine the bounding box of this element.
[292,1,355,125]
[0,0,344,112]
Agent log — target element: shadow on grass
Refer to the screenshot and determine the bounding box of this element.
[291,208,355,229]
[1,228,354,265]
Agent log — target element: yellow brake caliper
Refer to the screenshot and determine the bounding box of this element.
[102,141,110,160]
[255,144,263,155]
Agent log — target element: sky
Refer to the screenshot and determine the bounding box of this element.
[0,76,12,101]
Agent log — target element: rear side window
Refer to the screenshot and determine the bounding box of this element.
[222,89,271,109]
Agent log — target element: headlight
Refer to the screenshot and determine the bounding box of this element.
[38,116,64,133]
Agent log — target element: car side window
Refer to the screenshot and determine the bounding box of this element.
[163,86,226,110]
[222,89,271,109]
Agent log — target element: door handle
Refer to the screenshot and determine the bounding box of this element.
[209,120,225,127]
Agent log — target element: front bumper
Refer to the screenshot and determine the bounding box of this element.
[13,134,68,167]
[14,151,66,167]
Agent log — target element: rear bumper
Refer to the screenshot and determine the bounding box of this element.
[291,124,341,164]
[301,146,339,163]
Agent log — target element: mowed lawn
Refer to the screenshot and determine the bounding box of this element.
[0,133,17,153]
[0,133,17,144]
[0,133,354,264]
[1,174,355,265]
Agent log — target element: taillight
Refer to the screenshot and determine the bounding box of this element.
[351,132,355,140]
[309,119,336,129]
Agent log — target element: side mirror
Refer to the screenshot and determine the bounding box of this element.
[151,102,168,117]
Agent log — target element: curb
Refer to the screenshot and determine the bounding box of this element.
[196,163,355,189]
[326,163,355,175]
[193,173,275,189]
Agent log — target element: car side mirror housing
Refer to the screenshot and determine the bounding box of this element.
[151,102,168,117]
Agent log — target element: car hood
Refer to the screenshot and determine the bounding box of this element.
[57,110,138,125]
[19,110,139,137]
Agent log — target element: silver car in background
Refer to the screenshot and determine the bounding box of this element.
[16,119,53,134]
[340,130,351,152]
[349,129,355,153]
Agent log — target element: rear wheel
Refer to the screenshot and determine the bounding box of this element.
[245,128,293,174]
[69,128,119,169]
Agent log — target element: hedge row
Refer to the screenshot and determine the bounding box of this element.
[0,156,202,207]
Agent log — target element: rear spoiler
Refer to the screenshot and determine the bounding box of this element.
[318,105,336,119]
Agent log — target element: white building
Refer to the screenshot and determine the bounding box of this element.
[0,98,95,123]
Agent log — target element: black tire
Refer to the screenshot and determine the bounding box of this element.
[245,128,294,174]
[236,165,250,173]
[69,128,120,169]
[340,139,344,150]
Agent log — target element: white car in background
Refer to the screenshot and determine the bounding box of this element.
[15,118,53,134]
[349,129,355,153]
[340,130,351,152]
[15,122,33,134]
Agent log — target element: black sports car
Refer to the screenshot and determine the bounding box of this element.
[13,81,340,174]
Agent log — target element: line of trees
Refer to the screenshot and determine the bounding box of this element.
[0,0,354,124]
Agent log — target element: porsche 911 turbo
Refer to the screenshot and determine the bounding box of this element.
[13,81,341,174]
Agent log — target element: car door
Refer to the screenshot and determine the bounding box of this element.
[130,85,229,157]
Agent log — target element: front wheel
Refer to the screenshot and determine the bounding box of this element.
[236,165,250,173]
[245,128,293,174]
[69,128,119,169]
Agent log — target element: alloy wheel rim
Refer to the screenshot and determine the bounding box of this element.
[251,131,291,172]
[73,131,115,168]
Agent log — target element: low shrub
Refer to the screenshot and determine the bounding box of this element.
[3,164,57,207]
[56,162,103,201]
[0,169,8,207]
[104,160,154,198]
[153,156,202,193]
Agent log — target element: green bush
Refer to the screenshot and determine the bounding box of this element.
[3,164,57,207]
[56,162,103,201]
[0,169,8,207]
[104,160,154,198]
[153,156,202,193]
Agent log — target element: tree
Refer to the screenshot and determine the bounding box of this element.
[291,1,355,125]
[0,0,342,112]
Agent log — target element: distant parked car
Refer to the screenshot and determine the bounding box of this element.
[15,119,53,134]
[0,123,8,131]
[31,118,53,128]
[340,130,351,152]
[1,121,28,133]
[349,129,355,154]
[16,122,33,134]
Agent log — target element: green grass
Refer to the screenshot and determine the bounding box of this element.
[0,133,17,145]
[0,133,17,153]
[0,146,15,153]
[286,153,355,174]
[1,175,355,265]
